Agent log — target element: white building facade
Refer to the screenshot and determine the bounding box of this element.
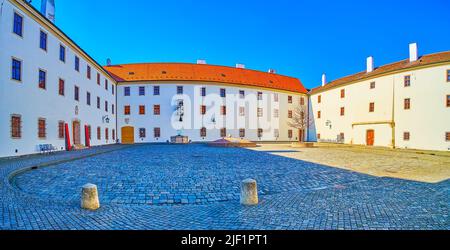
[309,45,450,151]
[0,0,117,158]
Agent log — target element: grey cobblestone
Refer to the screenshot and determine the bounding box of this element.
[0,144,448,230]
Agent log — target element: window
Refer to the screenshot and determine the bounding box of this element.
[201,87,206,97]
[274,109,279,118]
[124,105,131,115]
[221,106,226,116]
[404,75,411,87]
[139,105,146,115]
[87,66,91,79]
[97,97,100,109]
[446,132,450,141]
[288,110,293,118]
[447,95,450,107]
[340,107,345,116]
[105,79,108,90]
[38,118,46,139]
[112,104,115,115]
[13,13,23,37]
[317,111,321,119]
[447,70,450,82]
[317,95,321,103]
[239,107,245,116]
[274,129,280,138]
[39,30,47,51]
[220,128,227,138]
[86,92,91,106]
[274,93,279,102]
[74,86,79,101]
[177,86,183,95]
[258,128,263,138]
[112,129,116,141]
[370,82,376,89]
[97,73,100,85]
[220,88,226,98]
[369,102,375,112]
[139,86,145,96]
[341,89,345,98]
[124,87,130,96]
[239,90,245,99]
[403,132,410,141]
[112,85,115,95]
[12,58,22,81]
[404,98,411,110]
[38,69,46,89]
[154,86,160,95]
[154,128,161,138]
[105,101,108,112]
[300,97,305,106]
[258,108,264,117]
[75,56,80,72]
[154,105,161,115]
[59,45,66,62]
[58,79,65,96]
[58,121,65,139]
[200,105,206,115]
[239,129,245,138]
[340,133,345,141]
[11,115,21,139]
[317,133,321,140]
[97,127,101,140]
[257,92,263,101]
[105,128,109,140]
[139,128,146,138]
[288,130,293,139]
[288,96,293,104]
[200,127,207,137]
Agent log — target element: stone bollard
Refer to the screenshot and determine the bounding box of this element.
[240,179,259,205]
[81,183,100,210]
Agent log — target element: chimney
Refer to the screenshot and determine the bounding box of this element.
[321,73,327,87]
[268,69,276,74]
[41,0,56,23]
[106,58,112,66]
[366,56,374,73]
[197,59,207,65]
[409,43,418,62]
[236,64,245,69]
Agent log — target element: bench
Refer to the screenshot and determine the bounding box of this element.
[38,144,57,154]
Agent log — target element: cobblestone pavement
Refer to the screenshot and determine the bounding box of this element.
[1,144,449,230]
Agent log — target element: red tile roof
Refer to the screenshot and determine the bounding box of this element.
[310,51,450,94]
[104,63,308,94]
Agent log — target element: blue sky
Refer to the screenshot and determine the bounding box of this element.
[34,0,450,89]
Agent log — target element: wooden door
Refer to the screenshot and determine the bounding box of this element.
[72,121,81,145]
[121,126,135,144]
[366,130,375,146]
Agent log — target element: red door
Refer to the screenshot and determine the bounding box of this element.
[366,130,375,146]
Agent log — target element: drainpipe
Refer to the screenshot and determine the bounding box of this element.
[391,76,396,149]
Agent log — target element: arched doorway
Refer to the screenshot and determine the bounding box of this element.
[121,126,135,144]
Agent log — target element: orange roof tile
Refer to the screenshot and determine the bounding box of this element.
[310,51,450,94]
[104,63,307,94]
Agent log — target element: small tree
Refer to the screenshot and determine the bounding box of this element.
[287,105,312,142]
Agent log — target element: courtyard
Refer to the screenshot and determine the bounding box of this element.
[0,144,448,230]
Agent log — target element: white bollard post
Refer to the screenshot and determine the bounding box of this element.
[81,183,100,210]
[240,179,259,205]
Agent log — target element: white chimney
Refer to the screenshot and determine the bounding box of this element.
[409,43,418,62]
[236,64,245,69]
[268,69,276,74]
[321,73,327,87]
[41,0,55,23]
[197,59,207,65]
[366,56,374,73]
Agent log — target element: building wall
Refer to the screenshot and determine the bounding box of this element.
[117,82,308,143]
[0,0,117,158]
[309,63,450,151]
